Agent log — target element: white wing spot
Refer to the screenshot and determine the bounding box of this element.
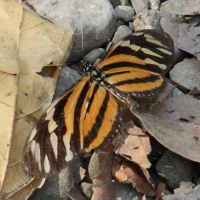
[48,118,58,133]
[85,98,90,108]
[133,32,144,36]
[121,40,141,51]
[141,48,163,58]
[28,128,37,142]
[45,107,55,120]
[50,132,58,159]
[44,155,51,173]
[63,134,73,162]
[31,140,36,154]
[144,58,167,70]
[157,48,172,55]
[145,37,168,49]
[35,143,42,172]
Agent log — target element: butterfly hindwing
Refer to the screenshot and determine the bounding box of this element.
[98,29,174,98]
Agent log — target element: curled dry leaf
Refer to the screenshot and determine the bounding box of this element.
[133,93,200,163]
[115,122,151,169]
[0,0,73,199]
[112,157,156,196]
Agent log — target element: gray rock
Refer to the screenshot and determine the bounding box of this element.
[170,57,200,91]
[156,150,193,190]
[108,0,131,7]
[129,22,134,30]
[108,0,121,7]
[29,174,60,200]
[112,25,132,43]
[115,6,135,22]
[115,182,143,200]
[53,66,81,100]
[130,0,148,14]
[26,0,116,62]
[83,48,105,64]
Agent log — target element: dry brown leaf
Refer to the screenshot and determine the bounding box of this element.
[89,146,115,200]
[133,93,200,163]
[115,122,151,169]
[112,158,156,196]
[160,14,200,61]
[155,183,165,200]
[0,72,17,192]
[0,0,73,199]
[163,182,200,200]
[79,167,86,181]
[160,0,200,15]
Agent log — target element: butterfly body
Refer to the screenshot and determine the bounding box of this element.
[22,29,174,178]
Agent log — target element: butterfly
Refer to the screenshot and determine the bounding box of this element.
[22,29,174,178]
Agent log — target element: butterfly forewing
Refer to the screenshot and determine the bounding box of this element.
[98,30,174,98]
[82,82,123,152]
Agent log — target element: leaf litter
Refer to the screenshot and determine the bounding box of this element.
[0,0,73,199]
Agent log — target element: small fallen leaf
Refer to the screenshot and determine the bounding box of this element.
[79,167,86,181]
[115,122,151,169]
[155,183,165,200]
[89,145,116,200]
[112,158,156,196]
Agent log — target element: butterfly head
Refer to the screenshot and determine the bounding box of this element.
[83,61,107,84]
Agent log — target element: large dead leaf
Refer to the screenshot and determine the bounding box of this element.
[160,14,200,61]
[0,0,73,199]
[133,92,200,163]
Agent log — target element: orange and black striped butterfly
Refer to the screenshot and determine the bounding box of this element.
[22,29,174,178]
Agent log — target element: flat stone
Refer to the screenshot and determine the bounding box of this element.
[112,25,132,43]
[170,57,200,91]
[115,6,135,22]
[156,150,193,189]
[26,0,116,62]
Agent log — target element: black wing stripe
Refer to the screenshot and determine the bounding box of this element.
[83,86,109,149]
[71,80,90,152]
[112,74,161,86]
[103,62,163,74]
